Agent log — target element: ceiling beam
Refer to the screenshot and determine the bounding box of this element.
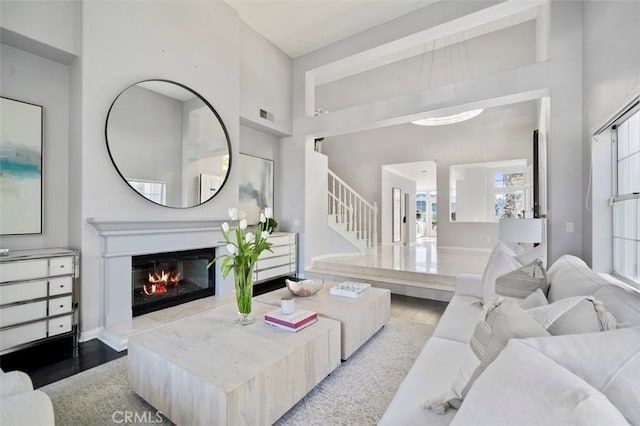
[300,61,551,139]
[308,0,546,86]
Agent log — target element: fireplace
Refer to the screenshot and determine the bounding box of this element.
[132,248,215,316]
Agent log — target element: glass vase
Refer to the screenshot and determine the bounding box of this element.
[234,262,255,325]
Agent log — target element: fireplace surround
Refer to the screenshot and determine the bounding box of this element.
[88,218,228,329]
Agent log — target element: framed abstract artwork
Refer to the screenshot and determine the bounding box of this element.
[238,153,274,225]
[0,97,43,235]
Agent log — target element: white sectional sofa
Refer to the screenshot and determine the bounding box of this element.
[380,254,640,425]
[0,369,54,426]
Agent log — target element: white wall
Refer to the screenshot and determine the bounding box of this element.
[0,44,70,250]
[381,169,416,245]
[239,21,292,136]
[70,0,241,334]
[582,0,640,270]
[0,0,79,63]
[544,0,583,262]
[239,124,278,161]
[323,101,535,250]
[304,146,329,266]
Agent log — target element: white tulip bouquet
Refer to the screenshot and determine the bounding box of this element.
[211,207,274,324]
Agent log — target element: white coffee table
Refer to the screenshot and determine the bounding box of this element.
[255,283,390,359]
[128,301,341,425]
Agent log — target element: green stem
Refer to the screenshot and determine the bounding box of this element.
[234,261,254,315]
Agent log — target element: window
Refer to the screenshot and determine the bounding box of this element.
[613,107,640,285]
[416,192,427,219]
[128,179,167,205]
[493,171,527,220]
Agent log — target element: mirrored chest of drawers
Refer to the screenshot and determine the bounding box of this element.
[0,248,79,354]
[253,232,297,283]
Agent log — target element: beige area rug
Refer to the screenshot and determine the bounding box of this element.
[41,318,434,425]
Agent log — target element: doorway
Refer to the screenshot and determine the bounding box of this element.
[382,160,437,245]
[416,190,437,240]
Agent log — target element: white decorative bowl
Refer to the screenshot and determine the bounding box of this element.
[286,279,324,297]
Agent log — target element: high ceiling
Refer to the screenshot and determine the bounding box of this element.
[225,0,437,58]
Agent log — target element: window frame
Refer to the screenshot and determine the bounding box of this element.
[611,102,640,287]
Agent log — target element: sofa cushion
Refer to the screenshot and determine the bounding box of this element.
[432,295,482,344]
[481,242,522,303]
[546,255,608,302]
[518,326,640,425]
[433,299,549,411]
[527,296,617,335]
[495,259,548,298]
[452,339,630,426]
[379,336,468,426]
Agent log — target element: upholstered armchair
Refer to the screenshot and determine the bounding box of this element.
[0,369,54,426]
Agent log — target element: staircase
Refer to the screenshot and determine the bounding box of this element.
[328,169,377,253]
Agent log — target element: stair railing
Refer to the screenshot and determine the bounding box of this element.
[328,169,378,248]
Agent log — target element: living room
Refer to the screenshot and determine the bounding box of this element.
[1,0,639,425]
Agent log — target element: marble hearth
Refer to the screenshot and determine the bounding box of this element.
[88,218,227,330]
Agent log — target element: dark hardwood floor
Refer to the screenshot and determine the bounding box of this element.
[0,336,126,389]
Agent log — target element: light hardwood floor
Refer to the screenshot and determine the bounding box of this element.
[390,293,447,326]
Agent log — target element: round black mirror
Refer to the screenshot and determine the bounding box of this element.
[105,80,231,208]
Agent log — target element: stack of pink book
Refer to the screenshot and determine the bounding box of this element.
[264,309,318,332]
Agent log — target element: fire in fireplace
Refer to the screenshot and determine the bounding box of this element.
[143,270,180,295]
[132,248,215,316]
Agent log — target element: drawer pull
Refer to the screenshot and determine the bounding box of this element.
[60,285,64,288]
[60,304,64,308]
[59,324,64,328]
[60,265,65,269]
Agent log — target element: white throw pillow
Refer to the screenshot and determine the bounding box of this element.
[495,259,548,299]
[546,255,608,302]
[513,288,548,310]
[592,284,640,327]
[527,296,617,335]
[481,242,522,303]
[519,326,640,425]
[452,339,631,426]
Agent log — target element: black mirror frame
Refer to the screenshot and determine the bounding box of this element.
[105,79,232,209]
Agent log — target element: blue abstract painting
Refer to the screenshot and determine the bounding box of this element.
[0,97,43,235]
[238,153,273,225]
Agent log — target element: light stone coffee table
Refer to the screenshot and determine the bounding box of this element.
[255,283,391,359]
[128,301,341,426]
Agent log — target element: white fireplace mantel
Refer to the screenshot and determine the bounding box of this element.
[88,217,227,258]
[87,217,228,330]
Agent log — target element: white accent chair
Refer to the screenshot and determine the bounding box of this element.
[0,369,55,426]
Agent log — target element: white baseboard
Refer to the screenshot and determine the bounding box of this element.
[98,329,128,352]
[80,327,103,342]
